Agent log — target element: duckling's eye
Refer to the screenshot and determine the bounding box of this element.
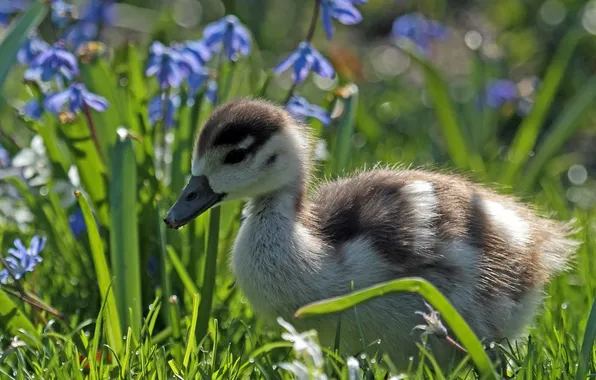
[223,149,247,164]
[186,192,197,201]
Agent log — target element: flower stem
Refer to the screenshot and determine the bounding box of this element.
[306,0,322,43]
[284,0,322,104]
[2,286,66,321]
[83,104,106,166]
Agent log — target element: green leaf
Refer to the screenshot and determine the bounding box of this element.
[109,131,143,335]
[167,246,200,297]
[126,44,147,101]
[62,118,109,226]
[522,74,596,193]
[0,2,48,90]
[399,46,482,173]
[196,206,220,343]
[80,60,129,165]
[0,290,40,347]
[500,29,584,185]
[75,191,122,354]
[295,277,498,379]
[575,298,596,380]
[332,84,358,174]
[183,293,200,369]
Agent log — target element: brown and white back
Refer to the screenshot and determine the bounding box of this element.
[164,98,579,369]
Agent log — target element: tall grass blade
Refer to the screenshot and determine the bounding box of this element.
[500,29,584,185]
[63,118,109,226]
[398,46,480,172]
[575,298,596,380]
[109,131,142,334]
[0,290,40,346]
[295,277,498,379]
[167,246,200,297]
[332,84,358,174]
[80,60,128,162]
[183,293,200,369]
[0,2,48,89]
[196,206,220,343]
[75,191,122,353]
[522,74,596,192]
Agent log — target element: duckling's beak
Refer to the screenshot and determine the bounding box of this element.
[163,175,224,229]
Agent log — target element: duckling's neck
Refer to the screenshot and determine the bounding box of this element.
[231,177,327,319]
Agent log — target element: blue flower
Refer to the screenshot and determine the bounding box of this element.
[146,41,191,90]
[80,0,116,25]
[180,40,212,67]
[484,79,518,108]
[44,82,109,114]
[24,42,79,82]
[0,144,10,168]
[148,93,181,129]
[320,0,363,40]
[17,35,50,65]
[22,98,44,120]
[170,42,202,77]
[274,42,335,84]
[203,15,252,61]
[69,208,87,238]
[62,0,116,49]
[0,1,28,26]
[63,22,97,50]
[286,96,331,125]
[51,0,74,29]
[0,236,46,284]
[187,68,210,97]
[392,13,448,54]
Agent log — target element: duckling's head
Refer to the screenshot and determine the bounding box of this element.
[164,98,310,229]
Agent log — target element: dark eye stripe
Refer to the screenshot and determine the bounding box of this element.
[196,99,284,159]
[223,149,248,164]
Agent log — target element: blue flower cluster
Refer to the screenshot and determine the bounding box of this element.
[10,1,112,121]
[0,236,46,284]
[145,15,251,128]
[484,79,518,109]
[273,0,367,125]
[391,12,448,55]
[2,0,114,49]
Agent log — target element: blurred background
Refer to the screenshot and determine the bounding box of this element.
[2,0,596,212]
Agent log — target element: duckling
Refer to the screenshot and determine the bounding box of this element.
[163,98,578,368]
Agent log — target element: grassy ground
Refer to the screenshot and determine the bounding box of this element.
[1,1,596,379]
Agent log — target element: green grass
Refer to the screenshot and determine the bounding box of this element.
[1,3,596,379]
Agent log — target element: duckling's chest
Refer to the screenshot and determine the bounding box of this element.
[230,212,330,320]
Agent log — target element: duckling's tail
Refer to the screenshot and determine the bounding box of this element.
[539,218,581,279]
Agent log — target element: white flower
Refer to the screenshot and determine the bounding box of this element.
[277,317,324,368]
[279,360,328,380]
[347,356,362,380]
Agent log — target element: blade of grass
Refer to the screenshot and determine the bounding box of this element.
[575,298,596,380]
[522,74,596,193]
[75,191,122,354]
[0,2,48,89]
[62,117,109,227]
[109,131,142,335]
[183,293,200,369]
[398,46,483,173]
[295,277,498,379]
[500,28,584,185]
[167,246,200,297]
[332,84,358,174]
[195,206,220,343]
[0,290,40,347]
